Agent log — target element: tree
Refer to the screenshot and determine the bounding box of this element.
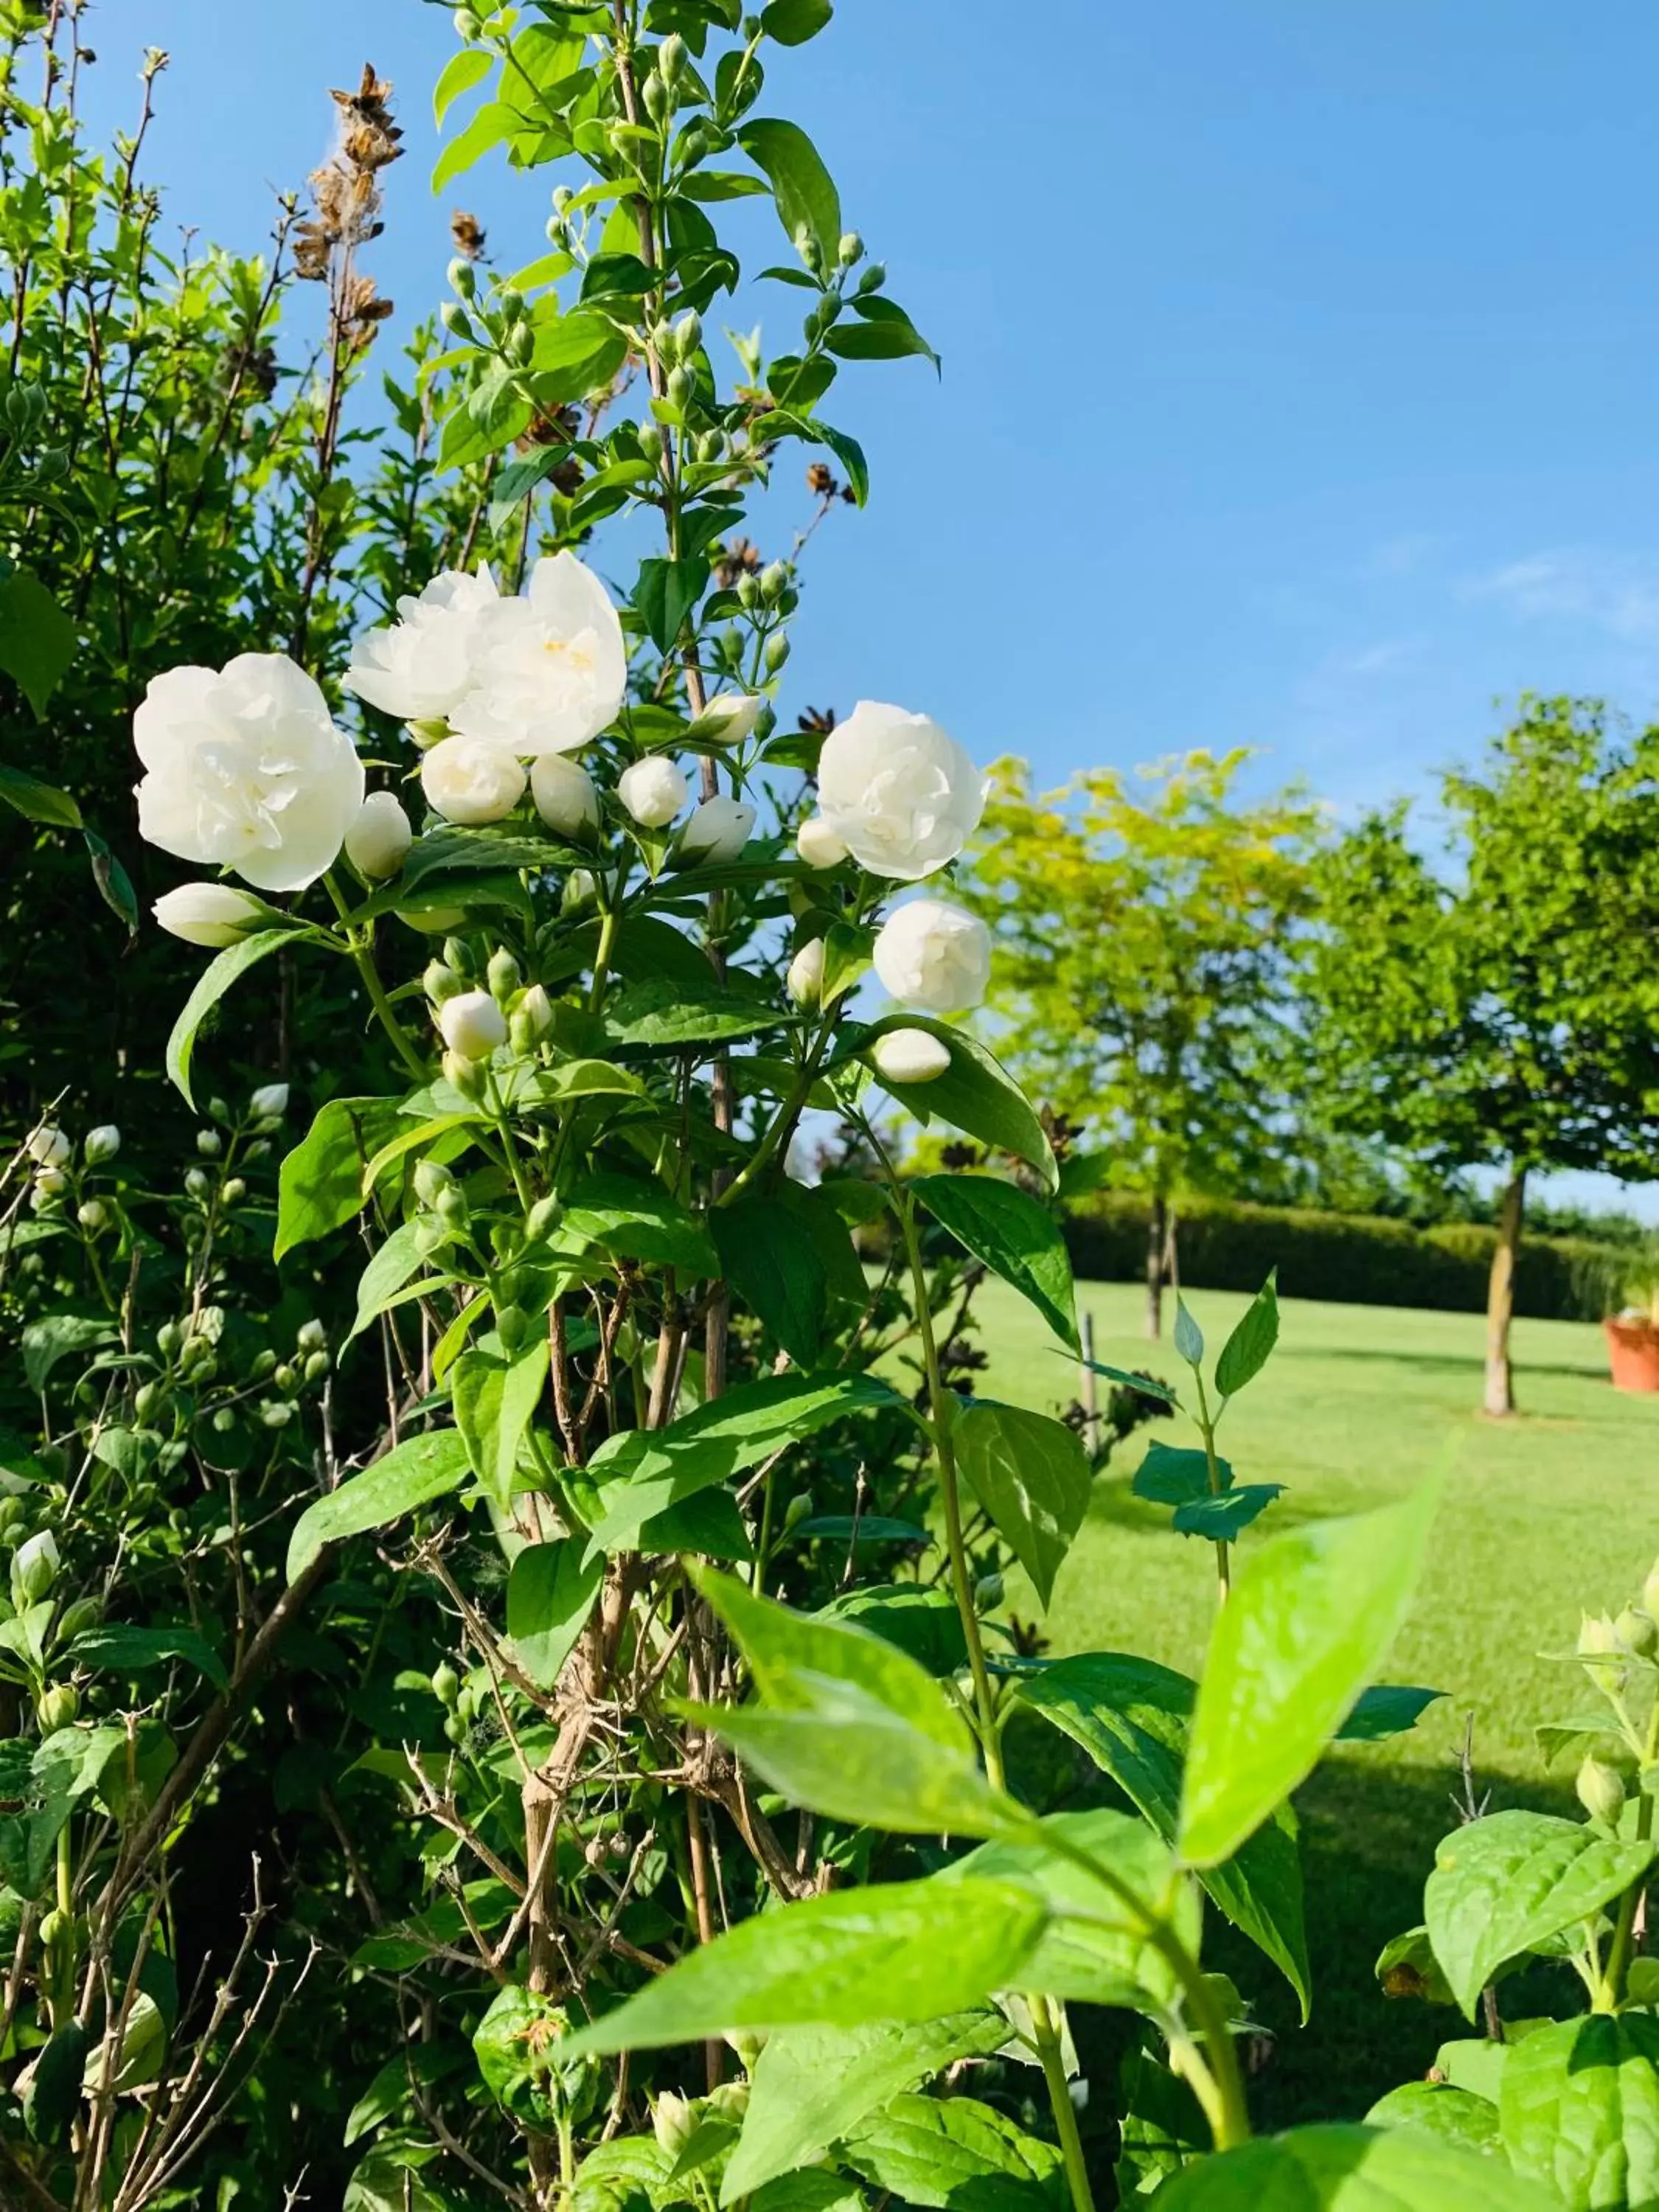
[1307,697,1659,1416]
[963,751,1321,1334]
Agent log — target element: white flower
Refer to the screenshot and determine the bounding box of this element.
[815,701,984,880]
[250,1084,290,1120]
[344,567,498,721]
[153,882,271,947]
[85,1125,121,1165]
[693,693,763,745]
[451,552,626,757]
[439,989,508,1060]
[32,1167,67,1199]
[870,1027,952,1085]
[134,653,365,892]
[787,939,827,1007]
[12,1529,60,1604]
[872,898,991,1013]
[421,734,526,825]
[344,791,414,879]
[27,1126,71,1168]
[619,756,689,828]
[677,794,755,866]
[530,754,599,839]
[796,815,848,869]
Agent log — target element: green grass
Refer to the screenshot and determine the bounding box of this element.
[967,1277,1659,2128]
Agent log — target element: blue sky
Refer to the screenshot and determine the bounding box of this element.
[79,0,1659,1213]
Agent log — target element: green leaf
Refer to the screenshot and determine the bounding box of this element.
[827,296,939,371]
[0,761,80,827]
[286,1430,471,1582]
[1133,1441,1230,1506]
[1078,1358,1178,1407]
[1424,1809,1659,2020]
[582,1372,900,1557]
[349,1219,431,1340]
[759,0,832,44]
[66,1624,227,1691]
[22,1312,116,1394]
[1214,1271,1280,1399]
[560,1170,717,1275]
[956,1399,1092,1610]
[737,117,841,269]
[83,829,139,933]
[1366,2081,1500,2157]
[23,2020,89,2145]
[506,1540,603,1690]
[1172,1298,1205,1366]
[855,1016,1057,1189]
[1179,1481,1439,1868]
[433,98,514,192]
[1149,2123,1560,2208]
[276,1097,405,1260]
[818,1583,966,1675]
[945,1807,1200,2014]
[841,2093,1062,2209]
[1499,2014,1659,2208]
[634,556,709,653]
[603,973,793,1049]
[723,2011,1008,2200]
[1015,1650,1309,2018]
[762,409,869,504]
[433,44,493,125]
[167,928,297,1107]
[560,1876,1048,2055]
[453,1340,549,1512]
[1374,1925,1456,2006]
[1172,1486,1284,1541]
[1338,1684,1446,1742]
[911,1173,1077,1351]
[709,1200,826,1366]
[0,568,77,717]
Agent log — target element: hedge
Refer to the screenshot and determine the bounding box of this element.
[1062,1192,1631,1322]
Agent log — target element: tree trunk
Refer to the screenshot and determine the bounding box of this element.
[1484,1167,1526,1418]
[1145,1192,1167,1339]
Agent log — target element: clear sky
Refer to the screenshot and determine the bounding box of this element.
[77,0,1659,1215]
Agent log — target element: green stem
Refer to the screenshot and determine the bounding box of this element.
[487,1072,535,1216]
[588,899,620,1015]
[1601,1705,1659,2006]
[1031,1992,1096,2211]
[719,1014,835,1210]
[1192,1369,1231,1603]
[326,876,428,1082]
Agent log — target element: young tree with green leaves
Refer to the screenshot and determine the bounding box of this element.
[961,751,1321,1335]
[1307,696,1659,1417]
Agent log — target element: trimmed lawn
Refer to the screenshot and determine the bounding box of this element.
[968,1278,1659,2128]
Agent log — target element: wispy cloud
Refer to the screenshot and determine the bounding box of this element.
[1463,549,1659,641]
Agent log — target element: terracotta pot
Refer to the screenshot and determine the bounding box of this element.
[1605,1317,1659,1393]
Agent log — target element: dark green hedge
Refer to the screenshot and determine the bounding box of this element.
[1063,1193,1630,1322]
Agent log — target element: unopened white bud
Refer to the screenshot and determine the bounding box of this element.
[439,990,507,1060]
[870,1026,952,1086]
[84,1125,120,1165]
[676,794,755,867]
[617,756,689,829]
[796,815,847,869]
[344,790,414,879]
[530,754,599,839]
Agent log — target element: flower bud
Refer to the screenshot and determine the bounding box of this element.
[38,1683,77,1732]
[525,1194,563,1242]
[838,229,864,265]
[496,1304,529,1352]
[666,363,693,411]
[858,261,886,293]
[787,938,827,1007]
[198,1129,222,1157]
[1643,1559,1659,1624]
[414,1217,448,1259]
[344,790,414,880]
[259,1400,295,1428]
[763,630,791,674]
[448,254,476,297]
[84,1125,120,1165]
[562,869,598,912]
[27,1125,71,1168]
[77,1199,108,1233]
[658,31,686,83]
[974,1571,1004,1613]
[530,754,599,839]
[737,571,762,610]
[57,1596,101,1642]
[425,959,465,1006]
[516,984,554,1042]
[638,419,665,462]
[38,1908,66,1952]
[422,734,526,826]
[1577,1754,1627,1826]
[870,1026,952,1086]
[12,1530,60,1606]
[304,1349,330,1383]
[674,308,702,359]
[153,882,268,947]
[184,1167,212,1202]
[487,947,521,1004]
[1618,1606,1659,1658]
[696,429,723,465]
[643,70,672,124]
[692,693,763,745]
[432,1661,461,1708]
[414,1159,455,1210]
[436,1185,472,1233]
[443,1049,489,1102]
[274,1363,297,1393]
[251,1349,277,1380]
[439,989,509,1060]
[676,794,755,868]
[618,756,689,829]
[759,560,790,602]
[221,1177,246,1206]
[782,1489,814,1532]
[440,300,473,341]
[653,2092,697,2161]
[251,1084,290,1119]
[443,936,479,978]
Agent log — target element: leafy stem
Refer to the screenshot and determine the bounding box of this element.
[1191,1366,1231,1603]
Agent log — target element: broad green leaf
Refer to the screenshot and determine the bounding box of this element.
[433,44,492,126]
[581,1372,901,1557]
[1424,1809,1658,2020]
[1498,2014,1659,2209]
[710,1200,826,1365]
[1179,1482,1439,1868]
[634,555,709,653]
[453,1339,549,1512]
[818,1584,966,1675]
[827,297,939,372]
[1150,2123,1559,2209]
[361,1113,485,1202]
[66,1623,227,1691]
[1116,2047,1207,2204]
[1015,1651,1309,2017]
[1366,2081,1500,2157]
[1338,1684,1446,1742]
[0,568,77,717]
[276,1096,405,1259]
[349,1218,431,1339]
[560,1876,1048,2054]
[0,760,80,826]
[1374,1925,1455,2006]
[722,2011,1008,2201]
[432,97,514,192]
[855,1016,1057,1189]
[911,1172,1077,1351]
[167,928,299,1106]
[286,1430,471,1582]
[1133,1441,1231,1506]
[1078,1357,1178,1407]
[23,2020,88,2145]
[841,2093,1062,2209]
[602,973,793,1049]
[945,1807,1200,2014]
[344,2047,464,2148]
[639,1486,754,1562]
[506,1540,602,1690]
[760,0,832,44]
[1172,1486,1284,1541]
[22,1312,115,1393]
[737,117,841,268]
[956,1399,1092,1610]
[1214,1271,1279,1399]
